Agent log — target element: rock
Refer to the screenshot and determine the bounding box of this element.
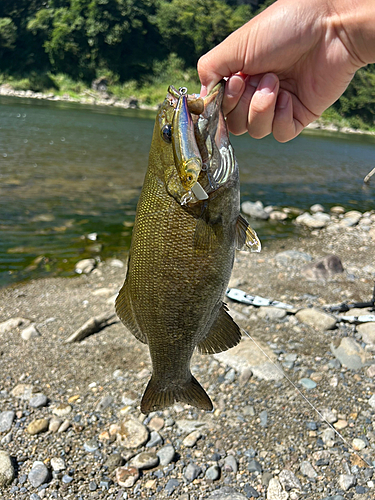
[146,430,163,448]
[148,416,164,431]
[266,478,288,500]
[300,460,317,478]
[96,395,113,411]
[52,403,72,417]
[320,408,338,424]
[279,469,302,491]
[357,322,375,345]
[241,200,269,220]
[157,444,175,466]
[223,455,238,473]
[248,459,263,473]
[257,307,287,321]
[0,317,29,333]
[184,462,202,482]
[301,254,344,281]
[183,430,202,447]
[330,337,368,370]
[330,206,345,215]
[29,393,48,408]
[352,438,366,451]
[368,394,375,409]
[83,439,99,452]
[75,258,96,274]
[296,308,337,330]
[338,474,356,491]
[206,486,248,499]
[50,457,66,472]
[104,453,125,472]
[21,324,40,340]
[115,466,139,488]
[117,417,149,448]
[11,383,33,399]
[214,338,283,381]
[205,464,220,480]
[310,204,325,213]
[299,378,317,390]
[48,417,62,432]
[175,419,208,434]
[269,211,288,221]
[0,450,15,486]
[109,258,124,268]
[92,76,108,92]
[295,212,328,229]
[322,428,335,447]
[0,411,15,433]
[130,451,159,470]
[28,461,50,487]
[27,418,49,435]
[275,250,312,266]
[164,478,180,495]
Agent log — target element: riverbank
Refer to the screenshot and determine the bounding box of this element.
[0,203,375,499]
[1,82,374,137]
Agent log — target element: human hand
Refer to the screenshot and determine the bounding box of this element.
[198,0,374,142]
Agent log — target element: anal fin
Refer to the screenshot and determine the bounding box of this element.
[236,214,261,252]
[198,303,241,354]
[115,282,147,344]
[141,375,213,414]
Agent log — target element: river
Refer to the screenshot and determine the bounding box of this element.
[1,95,374,288]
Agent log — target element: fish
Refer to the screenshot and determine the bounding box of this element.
[115,81,261,414]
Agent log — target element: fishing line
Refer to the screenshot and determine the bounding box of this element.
[241,327,373,469]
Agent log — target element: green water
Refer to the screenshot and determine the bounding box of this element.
[1,95,375,288]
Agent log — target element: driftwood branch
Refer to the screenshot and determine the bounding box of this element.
[65,310,119,343]
[364,167,375,184]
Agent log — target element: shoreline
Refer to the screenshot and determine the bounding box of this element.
[1,83,374,136]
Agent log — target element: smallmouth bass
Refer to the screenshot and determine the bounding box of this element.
[116,82,260,414]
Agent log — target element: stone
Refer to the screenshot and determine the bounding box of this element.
[21,324,40,340]
[109,258,124,268]
[295,212,328,229]
[310,204,325,213]
[241,201,269,220]
[296,308,336,330]
[223,455,238,473]
[300,461,317,478]
[148,416,164,431]
[299,378,317,390]
[214,338,283,381]
[83,439,99,452]
[357,322,375,345]
[115,466,139,488]
[0,317,29,333]
[27,418,49,435]
[52,403,72,417]
[130,451,159,470]
[368,394,375,409]
[165,478,180,495]
[352,438,366,451]
[28,461,50,487]
[58,419,71,433]
[269,211,288,221]
[157,444,175,466]
[330,206,345,214]
[50,457,66,472]
[257,307,287,321]
[104,453,125,472]
[275,250,312,266]
[248,459,263,473]
[184,462,202,482]
[205,464,220,480]
[176,419,208,434]
[117,417,149,448]
[146,430,163,447]
[320,408,338,424]
[183,430,202,447]
[29,393,48,408]
[48,417,62,432]
[206,486,248,500]
[330,337,368,370]
[267,478,288,500]
[278,469,302,491]
[338,474,356,491]
[96,395,113,411]
[0,411,15,433]
[0,450,15,486]
[75,258,96,274]
[11,383,33,399]
[301,255,344,281]
[322,428,335,447]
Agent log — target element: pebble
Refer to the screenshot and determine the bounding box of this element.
[266,478,288,500]
[248,459,263,473]
[330,337,367,370]
[257,307,287,321]
[75,258,96,274]
[259,410,268,427]
[274,250,312,266]
[96,395,113,411]
[28,461,50,487]
[0,411,15,433]
[130,451,159,470]
[27,418,49,435]
[115,466,139,488]
[29,393,48,408]
[357,322,375,344]
[164,478,180,495]
[148,415,164,431]
[338,473,356,491]
[184,462,202,482]
[352,438,366,450]
[62,474,73,484]
[104,453,125,472]
[58,419,70,432]
[117,417,149,448]
[0,450,15,486]
[83,439,99,452]
[241,200,269,220]
[206,486,248,499]
[48,416,62,432]
[157,444,175,466]
[205,464,220,480]
[368,394,375,409]
[278,469,302,490]
[50,457,66,472]
[301,254,344,281]
[11,383,33,399]
[223,455,238,473]
[320,408,338,424]
[21,324,41,340]
[146,430,163,447]
[0,317,29,333]
[52,403,72,417]
[300,460,317,478]
[176,419,208,434]
[182,430,201,447]
[299,378,317,390]
[296,308,337,330]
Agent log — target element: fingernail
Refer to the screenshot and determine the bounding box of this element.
[277,90,289,109]
[200,85,207,97]
[226,75,245,98]
[259,74,278,94]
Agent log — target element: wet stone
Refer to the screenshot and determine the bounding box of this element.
[184,462,202,482]
[130,451,159,470]
[0,411,15,433]
[0,450,15,486]
[157,444,175,466]
[27,418,49,435]
[28,461,50,488]
[29,393,48,408]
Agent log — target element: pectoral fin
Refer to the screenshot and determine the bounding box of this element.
[198,303,241,354]
[115,282,147,344]
[236,214,261,252]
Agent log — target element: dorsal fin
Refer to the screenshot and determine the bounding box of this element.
[197,303,241,354]
[115,282,147,344]
[235,214,261,252]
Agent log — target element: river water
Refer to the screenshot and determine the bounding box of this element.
[1,95,374,288]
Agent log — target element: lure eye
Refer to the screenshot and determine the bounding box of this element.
[161,124,172,143]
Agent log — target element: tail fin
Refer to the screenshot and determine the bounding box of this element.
[140,375,213,414]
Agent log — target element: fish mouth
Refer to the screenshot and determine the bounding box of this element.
[167,82,235,205]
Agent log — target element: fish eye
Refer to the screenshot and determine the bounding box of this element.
[161,124,172,143]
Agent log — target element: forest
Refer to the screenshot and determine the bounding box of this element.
[0,0,374,129]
